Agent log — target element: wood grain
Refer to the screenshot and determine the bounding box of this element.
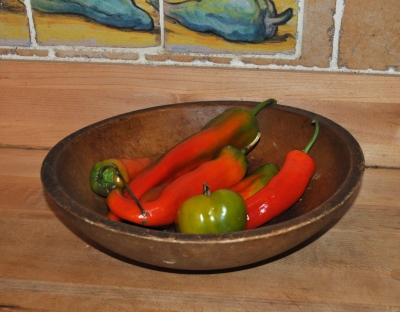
[0,147,399,311]
[0,61,399,167]
[0,60,399,311]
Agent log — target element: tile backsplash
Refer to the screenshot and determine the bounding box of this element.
[1,0,399,74]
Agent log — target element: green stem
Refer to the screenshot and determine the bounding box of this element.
[99,163,147,216]
[241,131,261,154]
[251,98,277,115]
[302,119,319,154]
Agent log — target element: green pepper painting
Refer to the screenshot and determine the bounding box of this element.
[150,0,293,43]
[23,0,161,47]
[157,0,298,54]
[25,0,155,30]
[16,0,298,53]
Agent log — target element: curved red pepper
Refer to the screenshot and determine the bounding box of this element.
[125,99,276,200]
[107,145,248,227]
[245,120,319,230]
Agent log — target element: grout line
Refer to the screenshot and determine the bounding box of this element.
[23,0,38,47]
[1,52,399,75]
[159,0,165,49]
[330,0,346,69]
[293,0,306,60]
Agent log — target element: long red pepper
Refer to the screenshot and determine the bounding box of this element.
[107,145,248,227]
[125,99,276,200]
[245,120,319,230]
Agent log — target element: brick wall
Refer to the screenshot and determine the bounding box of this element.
[0,0,399,74]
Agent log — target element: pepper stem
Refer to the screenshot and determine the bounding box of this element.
[99,163,147,217]
[241,131,261,154]
[203,182,211,196]
[302,119,319,154]
[251,98,277,115]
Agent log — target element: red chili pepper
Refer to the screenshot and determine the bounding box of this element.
[245,120,319,230]
[125,99,276,200]
[107,145,248,227]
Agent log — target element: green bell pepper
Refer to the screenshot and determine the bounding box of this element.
[176,183,247,234]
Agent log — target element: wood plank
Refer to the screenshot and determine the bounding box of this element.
[0,148,47,178]
[1,61,399,167]
[1,276,398,311]
[1,60,399,311]
[0,147,399,311]
[1,61,399,104]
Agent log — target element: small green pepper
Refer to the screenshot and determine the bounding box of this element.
[176,183,247,234]
[90,157,153,197]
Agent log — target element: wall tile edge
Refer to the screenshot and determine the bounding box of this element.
[1,48,399,76]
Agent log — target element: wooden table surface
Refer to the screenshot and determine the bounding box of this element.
[1,61,399,311]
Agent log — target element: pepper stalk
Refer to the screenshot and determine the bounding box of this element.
[99,163,147,216]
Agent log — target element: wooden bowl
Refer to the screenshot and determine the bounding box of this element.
[41,101,364,271]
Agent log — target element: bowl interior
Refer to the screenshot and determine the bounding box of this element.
[50,101,360,230]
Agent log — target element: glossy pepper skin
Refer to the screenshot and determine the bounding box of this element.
[245,120,319,230]
[135,163,279,204]
[125,99,276,200]
[90,157,153,197]
[107,145,248,227]
[176,185,247,234]
[230,163,279,200]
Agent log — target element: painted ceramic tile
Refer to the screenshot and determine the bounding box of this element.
[29,0,161,47]
[158,0,299,55]
[0,0,30,46]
